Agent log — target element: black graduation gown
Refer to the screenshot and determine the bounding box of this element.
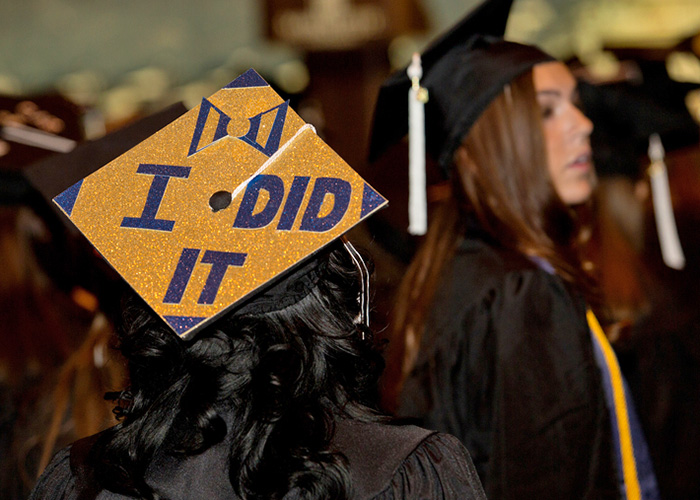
[398,235,619,499]
[29,419,486,500]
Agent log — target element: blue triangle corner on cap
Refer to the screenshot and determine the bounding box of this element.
[53,179,84,217]
[361,183,387,219]
[163,315,207,336]
[224,69,268,89]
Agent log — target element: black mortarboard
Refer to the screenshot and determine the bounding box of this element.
[369,0,554,174]
[578,59,700,180]
[577,59,700,270]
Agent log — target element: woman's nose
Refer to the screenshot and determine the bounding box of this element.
[571,104,593,137]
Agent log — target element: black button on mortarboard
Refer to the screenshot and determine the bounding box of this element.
[209,190,232,212]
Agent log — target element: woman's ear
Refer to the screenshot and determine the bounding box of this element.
[454,145,476,175]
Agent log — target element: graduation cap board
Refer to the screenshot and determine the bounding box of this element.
[53,69,387,338]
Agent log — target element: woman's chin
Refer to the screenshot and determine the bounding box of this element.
[560,181,594,206]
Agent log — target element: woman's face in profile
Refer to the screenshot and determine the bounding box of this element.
[533,61,595,205]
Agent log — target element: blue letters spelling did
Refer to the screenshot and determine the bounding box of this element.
[234,174,352,233]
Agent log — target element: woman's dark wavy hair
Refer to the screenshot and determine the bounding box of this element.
[90,241,384,499]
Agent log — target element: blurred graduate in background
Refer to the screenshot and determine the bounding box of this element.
[577,48,700,499]
[370,0,660,498]
[0,92,114,500]
[0,94,186,498]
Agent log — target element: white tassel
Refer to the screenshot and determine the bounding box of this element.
[407,53,428,235]
[648,133,685,269]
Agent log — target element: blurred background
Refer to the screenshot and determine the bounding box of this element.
[3,0,700,167]
[2,0,700,498]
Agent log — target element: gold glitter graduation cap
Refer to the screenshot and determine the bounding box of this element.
[54,69,387,338]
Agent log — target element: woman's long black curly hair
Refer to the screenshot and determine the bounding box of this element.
[90,241,385,499]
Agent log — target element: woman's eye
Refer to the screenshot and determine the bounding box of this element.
[540,105,554,119]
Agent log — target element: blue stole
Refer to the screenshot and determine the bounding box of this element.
[530,256,659,499]
[588,312,660,500]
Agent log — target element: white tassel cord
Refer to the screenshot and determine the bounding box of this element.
[648,133,685,270]
[407,53,428,236]
[231,123,316,201]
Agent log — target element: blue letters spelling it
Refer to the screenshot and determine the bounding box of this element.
[188,98,232,157]
[121,164,191,232]
[238,101,289,157]
[277,176,310,230]
[163,248,247,306]
[299,178,351,232]
[198,251,247,304]
[232,175,285,229]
